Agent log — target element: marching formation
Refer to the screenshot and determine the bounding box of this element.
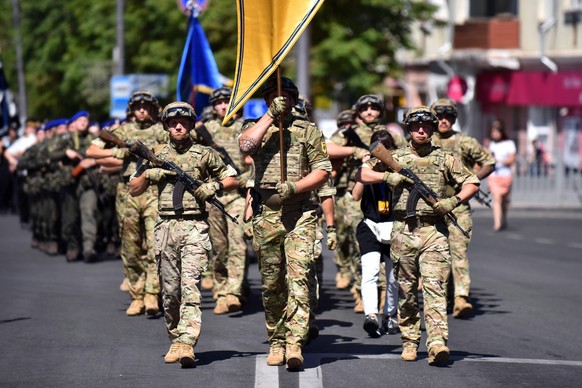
[6,77,496,370]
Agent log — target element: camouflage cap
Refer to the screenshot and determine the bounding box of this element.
[403,106,438,129]
[209,87,232,104]
[431,98,458,119]
[161,101,197,130]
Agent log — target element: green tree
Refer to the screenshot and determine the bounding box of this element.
[0,0,436,120]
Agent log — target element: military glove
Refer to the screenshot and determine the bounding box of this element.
[111,147,129,160]
[433,196,461,216]
[194,181,222,202]
[325,225,337,250]
[243,220,253,239]
[145,168,176,182]
[275,181,297,200]
[382,172,414,187]
[352,147,370,160]
[267,96,288,119]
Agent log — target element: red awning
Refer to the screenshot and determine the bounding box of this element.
[476,71,582,107]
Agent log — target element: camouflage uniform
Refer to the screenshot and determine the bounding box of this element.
[91,122,167,303]
[73,130,100,258]
[432,131,495,299]
[18,140,48,246]
[368,142,479,351]
[150,140,236,345]
[204,118,248,303]
[46,132,76,253]
[245,115,332,348]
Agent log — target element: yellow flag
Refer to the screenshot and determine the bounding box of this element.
[223,0,325,125]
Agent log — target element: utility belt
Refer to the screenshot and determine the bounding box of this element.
[158,213,206,221]
[394,212,443,228]
[250,187,313,214]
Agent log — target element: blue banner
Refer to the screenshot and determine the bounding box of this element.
[176,14,222,117]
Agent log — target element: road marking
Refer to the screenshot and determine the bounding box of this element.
[255,353,582,387]
[533,238,554,245]
[506,234,524,240]
[254,355,278,388]
[568,242,582,249]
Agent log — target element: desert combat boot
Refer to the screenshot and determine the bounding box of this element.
[453,296,473,318]
[179,344,196,368]
[126,299,145,316]
[401,343,418,362]
[144,293,160,316]
[428,345,450,365]
[164,342,182,363]
[286,345,304,370]
[266,346,285,366]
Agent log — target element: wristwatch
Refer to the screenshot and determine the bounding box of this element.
[454,195,462,207]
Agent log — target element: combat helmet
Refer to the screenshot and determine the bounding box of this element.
[161,102,197,130]
[336,110,354,128]
[355,94,383,112]
[403,106,438,130]
[129,90,159,110]
[209,87,232,105]
[431,98,458,119]
[261,75,299,102]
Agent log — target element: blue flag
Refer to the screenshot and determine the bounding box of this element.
[176,13,222,117]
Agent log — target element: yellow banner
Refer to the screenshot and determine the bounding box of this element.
[223,0,325,125]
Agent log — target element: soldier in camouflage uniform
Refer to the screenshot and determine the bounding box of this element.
[67,111,101,262]
[87,91,166,316]
[239,76,332,370]
[203,87,250,314]
[129,101,238,368]
[18,125,51,249]
[44,119,76,256]
[430,98,496,318]
[359,106,479,365]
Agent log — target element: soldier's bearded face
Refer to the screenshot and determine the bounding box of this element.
[358,106,380,124]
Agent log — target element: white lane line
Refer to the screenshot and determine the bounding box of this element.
[254,355,279,388]
[307,352,582,367]
[300,355,323,388]
[568,242,582,249]
[533,238,554,245]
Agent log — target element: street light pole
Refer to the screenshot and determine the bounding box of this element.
[115,0,125,75]
[11,0,27,123]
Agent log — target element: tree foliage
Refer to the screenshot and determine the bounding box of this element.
[0,0,435,120]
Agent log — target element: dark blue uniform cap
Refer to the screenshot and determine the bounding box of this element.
[70,111,89,122]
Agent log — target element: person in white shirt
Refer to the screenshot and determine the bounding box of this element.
[487,119,516,231]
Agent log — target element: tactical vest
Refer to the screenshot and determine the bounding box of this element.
[154,142,209,216]
[205,119,245,172]
[392,147,448,216]
[253,117,310,189]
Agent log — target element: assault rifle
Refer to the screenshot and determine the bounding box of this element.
[369,141,471,238]
[99,130,238,224]
[195,124,242,175]
[341,126,368,150]
[473,188,491,208]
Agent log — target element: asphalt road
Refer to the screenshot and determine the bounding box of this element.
[1,209,581,387]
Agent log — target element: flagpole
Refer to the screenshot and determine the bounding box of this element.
[277,67,286,183]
